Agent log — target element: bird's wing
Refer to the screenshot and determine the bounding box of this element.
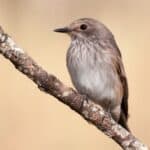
[116,58,129,119]
[116,58,130,130]
[109,36,129,130]
[110,36,129,119]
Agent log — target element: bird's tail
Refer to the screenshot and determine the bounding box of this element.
[118,109,130,131]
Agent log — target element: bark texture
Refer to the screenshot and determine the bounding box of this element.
[0,26,149,150]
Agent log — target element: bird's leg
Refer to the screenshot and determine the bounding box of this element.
[105,101,113,118]
[79,94,89,111]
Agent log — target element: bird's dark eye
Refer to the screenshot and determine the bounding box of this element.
[80,24,88,30]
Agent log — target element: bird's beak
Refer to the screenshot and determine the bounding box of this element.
[54,27,71,33]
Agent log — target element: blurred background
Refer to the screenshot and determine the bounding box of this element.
[0,0,150,149]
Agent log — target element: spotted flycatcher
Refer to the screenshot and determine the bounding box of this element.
[54,18,129,130]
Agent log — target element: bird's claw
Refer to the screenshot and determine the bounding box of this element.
[79,94,89,111]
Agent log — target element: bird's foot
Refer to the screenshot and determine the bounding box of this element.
[79,94,89,111]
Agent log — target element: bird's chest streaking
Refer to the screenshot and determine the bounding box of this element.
[67,39,123,109]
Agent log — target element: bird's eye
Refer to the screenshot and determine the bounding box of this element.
[80,24,88,30]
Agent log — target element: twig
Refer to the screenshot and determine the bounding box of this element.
[0,26,149,150]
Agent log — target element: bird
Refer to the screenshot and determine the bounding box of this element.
[54,18,129,131]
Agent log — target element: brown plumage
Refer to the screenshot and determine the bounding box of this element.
[54,18,129,131]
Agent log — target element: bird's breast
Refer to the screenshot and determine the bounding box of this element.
[67,40,122,107]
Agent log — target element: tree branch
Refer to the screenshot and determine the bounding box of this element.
[0,26,149,150]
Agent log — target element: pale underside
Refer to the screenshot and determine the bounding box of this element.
[67,39,123,121]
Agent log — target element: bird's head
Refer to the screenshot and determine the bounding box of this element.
[54,18,113,41]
